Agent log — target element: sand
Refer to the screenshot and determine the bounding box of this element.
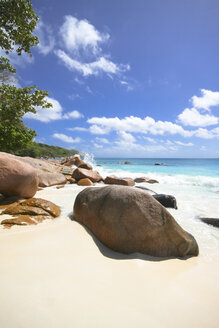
[0,184,219,328]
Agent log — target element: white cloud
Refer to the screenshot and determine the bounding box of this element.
[59,15,109,56]
[87,116,193,137]
[95,137,110,144]
[166,140,174,145]
[193,128,214,139]
[175,141,194,146]
[118,131,136,143]
[24,97,84,123]
[63,110,84,119]
[200,146,207,151]
[93,143,103,149]
[178,107,218,127]
[52,133,81,143]
[191,89,219,111]
[143,137,157,143]
[35,20,55,55]
[89,124,110,134]
[67,127,88,132]
[55,15,130,79]
[55,50,129,77]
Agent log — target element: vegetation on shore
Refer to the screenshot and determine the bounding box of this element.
[14,142,81,158]
[0,0,52,153]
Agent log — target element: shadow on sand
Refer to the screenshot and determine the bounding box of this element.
[68,212,192,262]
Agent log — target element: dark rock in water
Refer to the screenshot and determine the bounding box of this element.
[154,163,161,165]
[74,185,199,258]
[153,194,178,209]
[124,161,131,164]
[200,218,219,228]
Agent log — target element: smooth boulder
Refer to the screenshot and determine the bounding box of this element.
[72,168,102,182]
[74,185,199,258]
[0,154,38,198]
[37,171,66,187]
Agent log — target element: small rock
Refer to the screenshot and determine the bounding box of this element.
[56,185,65,189]
[67,177,76,184]
[146,179,159,184]
[134,177,148,183]
[72,168,102,182]
[78,162,93,170]
[104,175,135,186]
[124,161,131,164]
[77,178,93,186]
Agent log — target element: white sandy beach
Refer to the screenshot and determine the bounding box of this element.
[0,184,219,328]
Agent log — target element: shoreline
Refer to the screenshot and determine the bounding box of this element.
[0,184,219,327]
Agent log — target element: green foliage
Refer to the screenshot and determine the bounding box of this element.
[15,142,81,158]
[0,0,53,153]
[0,83,52,152]
[0,0,39,56]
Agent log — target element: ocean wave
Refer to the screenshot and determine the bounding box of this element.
[83,153,219,191]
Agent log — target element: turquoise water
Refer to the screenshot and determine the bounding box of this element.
[95,158,219,178]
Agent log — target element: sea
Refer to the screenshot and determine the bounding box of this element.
[83,155,219,258]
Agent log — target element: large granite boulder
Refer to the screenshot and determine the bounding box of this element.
[37,171,66,187]
[72,168,102,182]
[0,154,38,198]
[104,175,135,186]
[73,185,199,258]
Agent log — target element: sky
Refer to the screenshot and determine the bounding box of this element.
[8,0,219,157]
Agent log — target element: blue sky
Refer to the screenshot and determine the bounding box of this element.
[8,0,219,157]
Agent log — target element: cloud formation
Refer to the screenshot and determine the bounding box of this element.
[35,20,55,55]
[191,89,219,111]
[52,133,81,143]
[55,15,130,78]
[24,97,84,123]
[87,116,193,137]
[178,107,218,127]
[55,50,129,76]
[59,16,109,56]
